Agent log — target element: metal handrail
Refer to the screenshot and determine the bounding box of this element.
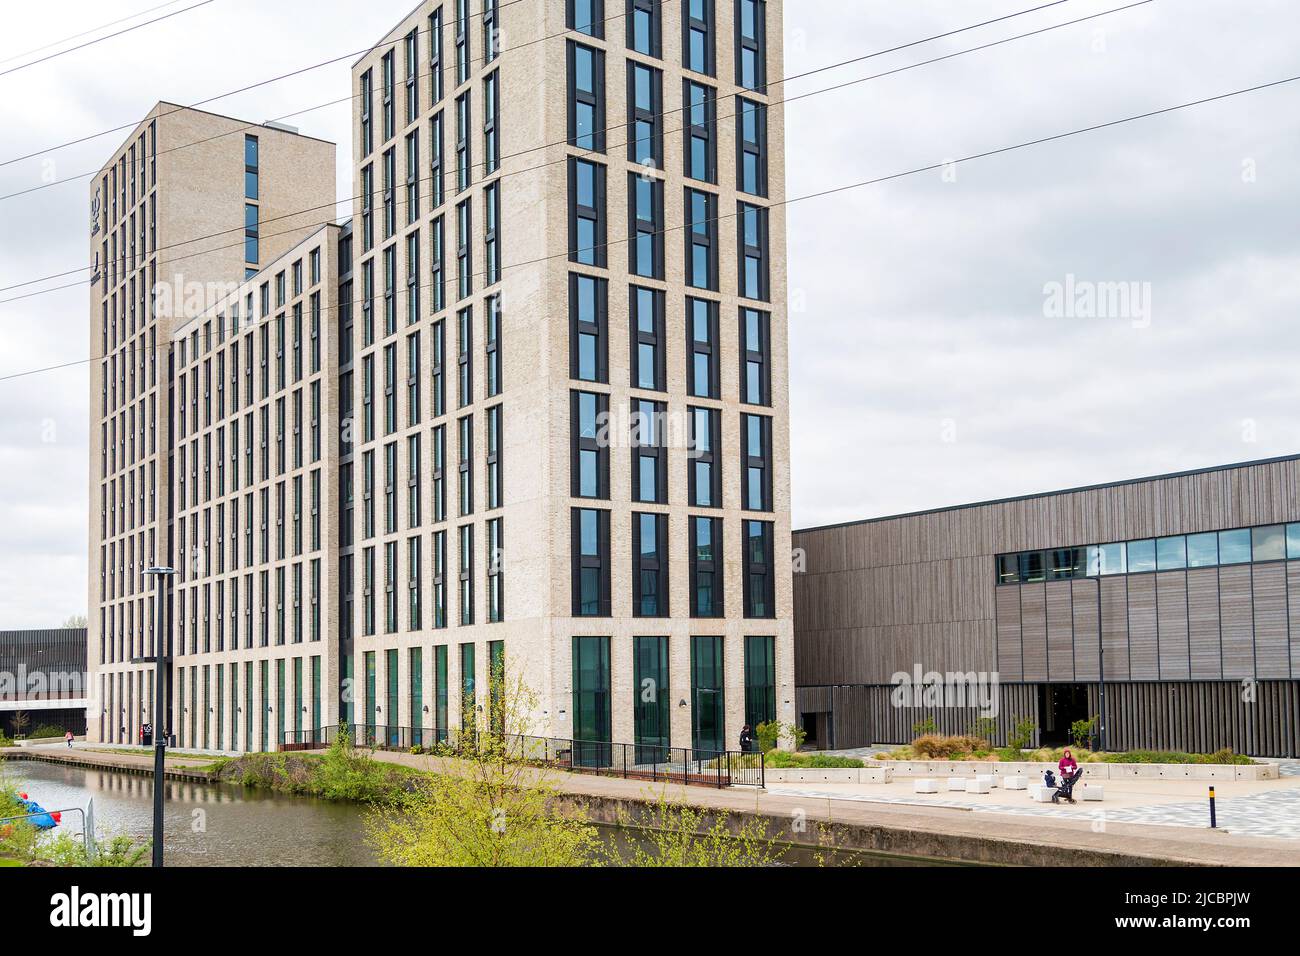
[281,725,765,789]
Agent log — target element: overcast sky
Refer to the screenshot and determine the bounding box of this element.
[1,0,1297,627]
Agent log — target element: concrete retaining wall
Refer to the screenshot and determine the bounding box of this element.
[874,760,1278,781]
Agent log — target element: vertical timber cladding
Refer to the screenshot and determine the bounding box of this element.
[810,683,1040,749]
[793,455,1300,756]
[1102,681,1298,757]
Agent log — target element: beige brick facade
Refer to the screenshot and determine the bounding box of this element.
[88,104,335,745]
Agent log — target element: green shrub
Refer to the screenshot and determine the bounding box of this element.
[754,720,806,753]
[1007,717,1037,751]
[1069,715,1099,749]
[911,717,937,738]
[967,717,998,744]
[763,751,863,769]
[911,734,988,758]
[28,724,67,740]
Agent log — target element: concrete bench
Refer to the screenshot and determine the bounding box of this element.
[1003,776,1027,790]
[976,774,997,789]
[1080,785,1104,801]
[946,777,967,792]
[1028,786,1055,803]
[967,777,992,794]
[862,767,893,784]
[913,779,940,794]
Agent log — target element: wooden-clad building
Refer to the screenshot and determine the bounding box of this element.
[0,628,89,737]
[792,455,1300,757]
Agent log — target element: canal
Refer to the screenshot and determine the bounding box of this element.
[5,758,956,866]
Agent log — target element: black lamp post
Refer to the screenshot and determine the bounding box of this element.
[143,565,175,868]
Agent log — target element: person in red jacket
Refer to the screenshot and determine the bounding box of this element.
[1058,748,1079,780]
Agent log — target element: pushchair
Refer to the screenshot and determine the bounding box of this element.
[1051,767,1083,804]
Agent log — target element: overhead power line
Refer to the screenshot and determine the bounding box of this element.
[0,0,1109,297]
[0,0,198,66]
[3,69,1296,383]
[0,0,218,79]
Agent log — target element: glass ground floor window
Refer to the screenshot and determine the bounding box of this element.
[459,642,476,733]
[572,635,611,767]
[633,635,669,763]
[744,635,776,731]
[691,635,724,754]
[488,640,505,734]
[385,648,399,746]
[434,645,448,742]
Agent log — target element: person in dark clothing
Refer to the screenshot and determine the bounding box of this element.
[739,725,755,753]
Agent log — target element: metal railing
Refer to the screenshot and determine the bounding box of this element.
[282,725,765,789]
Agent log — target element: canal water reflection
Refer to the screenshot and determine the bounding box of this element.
[5,759,953,867]
[6,760,376,866]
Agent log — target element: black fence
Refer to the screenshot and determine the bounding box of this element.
[282,724,765,789]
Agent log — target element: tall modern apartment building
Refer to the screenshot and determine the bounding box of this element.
[88,1,792,756]
[345,0,793,753]
[88,103,335,744]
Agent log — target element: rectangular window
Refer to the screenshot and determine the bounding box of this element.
[485,294,501,397]
[690,635,724,753]
[1219,529,1251,565]
[633,512,669,616]
[683,0,715,76]
[484,181,500,286]
[569,159,607,267]
[627,0,662,57]
[630,285,665,391]
[572,390,610,499]
[737,97,768,196]
[455,91,472,193]
[567,41,605,152]
[631,398,667,504]
[568,0,604,36]
[432,423,447,523]
[688,296,720,398]
[738,202,770,301]
[432,529,448,628]
[741,413,772,511]
[684,80,716,183]
[572,507,611,616]
[739,307,771,405]
[384,648,399,746]
[459,524,475,625]
[735,0,766,90]
[690,515,723,617]
[457,306,473,407]
[434,644,448,739]
[456,200,472,300]
[458,414,474,516]
[743,634,776,729]
[743,519,775,619]
[570,274,608,382]
[633,635,668,762]
[384,540,399,633]
[483,70,500,175]
[572,636,611,766]
[627,61,662,167]
[430,111,445,211]
[460,642,475,738]
[409,647,423,746]
[381,50,395,141]
[244,203,259,264]
[405,28,419,123]
[359,70,373,156]
[688,406,721,508]
[1253,524,1286,562]
[244,135,259,200]
[630,173,664,279]
[405,133,421,225]
[429,8,445,104]
[487,516,504,623]
[685,188,718,290]
[486,404,502,510]
[408,536,422,630]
